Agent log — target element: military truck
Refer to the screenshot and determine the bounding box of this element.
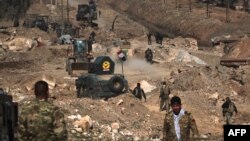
[66,38,93,75]
[76,1,97,22]
[75,56,128,99]
[23,14,49,32]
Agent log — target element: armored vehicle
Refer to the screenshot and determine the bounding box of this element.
[75,56,128,99]
[76,4,97,22]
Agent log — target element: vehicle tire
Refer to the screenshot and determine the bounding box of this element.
[108,76,124,94]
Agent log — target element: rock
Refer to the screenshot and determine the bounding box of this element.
[5,37,34,52]
[121,107,126,114]
[230,90,238,96]
[134,136,140,141]
[90,105,95,108]
[121,130,133,136]
[116,99,123,105]
[73,115,93,132]
[71,130,76,134]
[200,134,209,138]
[210,116,220,124]
[111,122,120,133]
[185,38,198,51]
[57,83,69,89]
[67,114,82,120]
[208,92,219,100]
[170,49,207,65]
[75,127,83,133]
[139,80,157,93]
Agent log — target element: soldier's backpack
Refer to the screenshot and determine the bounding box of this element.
[227,102,235,113]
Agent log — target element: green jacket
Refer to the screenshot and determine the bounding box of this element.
[163,110,199,141]
[17,99,67,141]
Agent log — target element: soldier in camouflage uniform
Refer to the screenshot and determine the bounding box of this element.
[159,81,171,112]
[222,97,238,125]
[17,81,67,141]
[163,96,199,141]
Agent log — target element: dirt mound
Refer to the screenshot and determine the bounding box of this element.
[0,47,57,73]
[171,67,211,91]
[226,37,250,58]
[16,27,52,40]
[26,3,52,15]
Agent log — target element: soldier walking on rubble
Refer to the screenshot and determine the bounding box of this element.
[155,32,163,45]
[88,32,96,52]
[17,81,67,141]
[159,81,171,112]
[132,83,147,102]
[163,96,199,141]
[222,97,238,125]
[145,48,153,64]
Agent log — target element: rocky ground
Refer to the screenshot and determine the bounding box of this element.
[0,0,250,141]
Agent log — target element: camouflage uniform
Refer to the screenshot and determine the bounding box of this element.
[17,99,67,141]
[145,48,153,63]
[163,110,199,141]
[222,98,238,125]
[160,84,171,112]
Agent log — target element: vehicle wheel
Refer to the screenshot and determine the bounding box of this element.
[68,59,74,75]
[108,76,124,94]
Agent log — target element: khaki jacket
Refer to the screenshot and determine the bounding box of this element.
[163,110,199,141]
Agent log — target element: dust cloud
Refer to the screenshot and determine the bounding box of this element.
[115,58,159,75]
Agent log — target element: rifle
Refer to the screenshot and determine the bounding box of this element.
[0,89,18,141]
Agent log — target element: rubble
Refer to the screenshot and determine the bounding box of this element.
[4,37,34,52]
[0,1,250,141]
[73,115,93,132]
[111,122,120,133]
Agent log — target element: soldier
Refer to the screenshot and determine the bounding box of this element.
[147,33,152,45]
[159,81,171,112]
[222,97,238,125]
[145,48,153,64]
[132,83,147,102]
[90,31,96,42]
[163,96,199,141]
[87,36,93,51]
[99,10,101,17]
[17,81,67,141]
[158,33,163,45]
